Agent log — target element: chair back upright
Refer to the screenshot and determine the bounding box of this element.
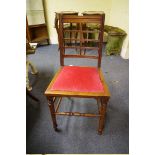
[59,14,105,68]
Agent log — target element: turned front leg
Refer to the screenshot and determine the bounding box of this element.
[48,97,58,131]
[98,97,109,135]
[26,61,32,91]
[29,61,38,75]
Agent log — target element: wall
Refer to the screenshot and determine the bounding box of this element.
[26,0,45,25]
[109,0,129,59]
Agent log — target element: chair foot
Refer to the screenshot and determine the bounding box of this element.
[27,89,39,103]
[31,71,38,75]
[54,127,60,132]
[27,85,32,91]
[98,130,103,135]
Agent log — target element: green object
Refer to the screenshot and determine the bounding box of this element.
[105,25,126,55]
[84,24,108,46]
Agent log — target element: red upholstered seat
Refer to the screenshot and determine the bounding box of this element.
[51,66,104,92]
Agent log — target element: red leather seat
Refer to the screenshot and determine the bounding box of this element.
[51,66,104,92]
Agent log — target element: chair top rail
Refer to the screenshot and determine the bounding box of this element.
[59,14,105,67]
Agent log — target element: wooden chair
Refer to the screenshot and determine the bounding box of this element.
[44,14,110,135]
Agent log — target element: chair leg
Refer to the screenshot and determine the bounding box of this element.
[98,97,109,135]
[26,89,39,103]
[26,61,32,91]
[48,97,58,131]
[29,61,38,75]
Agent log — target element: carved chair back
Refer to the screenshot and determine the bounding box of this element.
[59,14,105,68]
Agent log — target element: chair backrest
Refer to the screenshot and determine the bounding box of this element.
[59,14,105,68]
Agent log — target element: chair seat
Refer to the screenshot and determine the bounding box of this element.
[51,66,104,92]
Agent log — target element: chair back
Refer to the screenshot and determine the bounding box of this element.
[59,14,105,68]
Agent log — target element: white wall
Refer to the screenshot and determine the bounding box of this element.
[26,0,43,10]
[109,0,129,59]
[26,0,45,25]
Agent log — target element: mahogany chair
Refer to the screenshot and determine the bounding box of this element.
[45,14,110,135]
